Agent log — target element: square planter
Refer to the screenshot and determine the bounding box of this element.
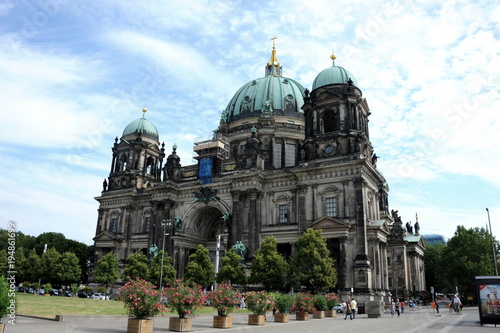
[313,310,325,319]
[213,316,232,329]
[274,313,289,323]
[295,313,309,321]
[127,318,153,333]
[169,317,192,332]
[248,314,265,325]
[325,310,337,318]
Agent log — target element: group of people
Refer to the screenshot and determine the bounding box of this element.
[389,299,406,317]
[341,298,358,320]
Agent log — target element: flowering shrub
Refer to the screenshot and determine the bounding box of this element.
[293,292,315,315]
[245,291,275,315]
[325,293,340,310]
[313,295,328,311]
[274,293,294,314]
[206,283,241,317]
[164,279,206,318]
[117,277,167,319]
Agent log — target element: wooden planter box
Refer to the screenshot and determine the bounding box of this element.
[248,314,265,325]
[295,313,309,321]
[213,316,232,329]
[313,310,325,319]
[325,310,337,317]
[127,318,153,333]
[0,322,5,333]
[169,317,192,332]
[274,313,289,323]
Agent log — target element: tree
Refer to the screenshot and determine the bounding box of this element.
[423,241,447,293]
[40,248,61,284]
[249,236,288,290]
[184,244,215,288]
[123,250,149,282]
[21,249,41,283]
[55,252,82,285]
[216,248,247,285]
[148,250,176,287]
[93,252,120,290]
[290,229,337,292]
[439,226,499,297]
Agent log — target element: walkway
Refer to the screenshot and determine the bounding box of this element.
[5,306,496,333]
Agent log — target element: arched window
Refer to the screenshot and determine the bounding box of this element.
[323,109,336,133]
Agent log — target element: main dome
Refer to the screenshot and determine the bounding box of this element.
[312,55,359,90]
[122,109,159,141]
[222,75,306,123]
[221,40,306,124]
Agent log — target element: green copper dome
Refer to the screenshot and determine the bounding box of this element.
[122,109,159,141]
[222,75,306,123]
[312,65,358,90]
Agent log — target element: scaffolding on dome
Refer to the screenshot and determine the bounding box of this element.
[193,134,229,160]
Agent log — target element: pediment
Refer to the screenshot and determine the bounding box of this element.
[93,231,118,242]
[306,216,351,231]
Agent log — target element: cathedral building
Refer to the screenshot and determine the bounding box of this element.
[93,39,426,302]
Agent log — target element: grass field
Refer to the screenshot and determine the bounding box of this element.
[15,293,251,317]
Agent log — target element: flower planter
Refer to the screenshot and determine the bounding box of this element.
[274,313,289,323]
[213,316,232,329]
[169,317,192,332]
[295,313,309,321]
[0,322,4,333]
[325,310,337,318]
[127,318,153,333]
[248,314,265,325]
[313,310,325,319]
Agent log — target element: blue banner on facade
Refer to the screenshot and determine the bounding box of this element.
[199,158,212,184]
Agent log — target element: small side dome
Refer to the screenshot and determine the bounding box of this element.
[122,108,159,141]
[312,53,358,90]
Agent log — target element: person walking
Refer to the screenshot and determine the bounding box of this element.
[350,298,358,319]
[436,298,440,313]
[390,299,395,317]
[395,299,401,318]
[401,299,406,313]
[344,300,353,320]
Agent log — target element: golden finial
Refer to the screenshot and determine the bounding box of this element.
[330,50,337,65]
[142,107,147,113]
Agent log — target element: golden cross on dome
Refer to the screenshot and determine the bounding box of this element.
[271,36,277,49]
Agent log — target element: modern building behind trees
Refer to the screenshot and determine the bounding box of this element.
[93,39,426,303]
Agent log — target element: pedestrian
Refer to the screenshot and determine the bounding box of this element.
[431,300,436,313]
[401,299,406,313]
[344,300,353,320]
[436,298,440,313]
[350,298,358,319]
[395,299,401,318]
[453,294,462,313]
[390,299,395,317]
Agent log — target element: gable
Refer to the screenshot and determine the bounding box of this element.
[306,216,351,231]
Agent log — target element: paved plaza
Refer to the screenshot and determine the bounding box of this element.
[4,307,498,333]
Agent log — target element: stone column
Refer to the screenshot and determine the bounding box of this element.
[296,185,307,230]
[248,189,260,258]
[230,190,240,247]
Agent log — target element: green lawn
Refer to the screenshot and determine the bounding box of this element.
[15,293,251,317]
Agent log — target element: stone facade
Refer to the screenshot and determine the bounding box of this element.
[93,43,425,302]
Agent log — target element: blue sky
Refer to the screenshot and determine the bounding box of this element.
[1,0,499,245]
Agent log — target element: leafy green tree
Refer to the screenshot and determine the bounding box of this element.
[290,229,337,293]
[93,252,120,290]
[249,236,288,290]
[123,250,149,282]
[148,250,176,288]
[55,252,82,285]
[40,248,61,284]
[13,247,26,283]
[423,241,447,293]
[70,283,81,296]
[439,226,499,297]
[216,248,247,285]
[21,249,41,283]
[184,245,215,288]
[0,250,8,275]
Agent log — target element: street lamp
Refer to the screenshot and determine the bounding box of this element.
[486,208,498,275]
[159,219,172,290]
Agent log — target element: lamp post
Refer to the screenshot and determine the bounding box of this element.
[159,219,172,290]
[486,208,498,276]
[214,234,221,290]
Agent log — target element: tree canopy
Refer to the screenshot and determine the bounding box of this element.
[249,236,289,291]
[148,250,177,288]
[216,248,247,285]
[123,250,149,282]
[93,252,121,289]
[290,228,337,292]
[184,244,215,288]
